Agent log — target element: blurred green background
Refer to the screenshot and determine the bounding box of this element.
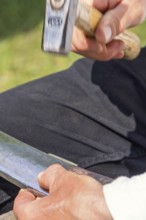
[0,0,146,92]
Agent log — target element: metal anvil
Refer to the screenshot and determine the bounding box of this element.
[42,0,141,60]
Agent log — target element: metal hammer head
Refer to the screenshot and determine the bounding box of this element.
[42,0,78,55]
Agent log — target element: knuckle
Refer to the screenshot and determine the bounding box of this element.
[112,14,123,34]
[47,164,64,174]
[50,163,63,170]
[108,0,121,9]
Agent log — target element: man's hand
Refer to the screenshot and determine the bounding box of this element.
[14,164,113,220]
[72,0,146,60]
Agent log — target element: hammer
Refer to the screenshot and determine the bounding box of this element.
[42,0,141,60]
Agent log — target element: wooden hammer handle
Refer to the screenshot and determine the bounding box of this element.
[76,0,141,60]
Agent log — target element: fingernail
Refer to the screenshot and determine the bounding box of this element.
[20,189,25,192]
[38,171,45,180]
[103,26,112,43]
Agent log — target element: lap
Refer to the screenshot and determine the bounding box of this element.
[0,48,146,213]
[0,48,146,173]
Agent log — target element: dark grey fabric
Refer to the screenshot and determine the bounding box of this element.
[0,47,146,213]
[0,189,11,205]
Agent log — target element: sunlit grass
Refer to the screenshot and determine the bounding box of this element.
[0,23,80,92]
[0,18,146,92]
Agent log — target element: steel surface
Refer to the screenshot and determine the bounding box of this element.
[0,132,112,197]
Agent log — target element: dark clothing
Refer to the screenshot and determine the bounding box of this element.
[0,47,146,213]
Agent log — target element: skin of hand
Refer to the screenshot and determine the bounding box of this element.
[13,164,113,220]
[72,0,146,61]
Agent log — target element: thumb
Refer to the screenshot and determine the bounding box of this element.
[13,189,36,218]
[95,2,137,44]
[38,164,67,192]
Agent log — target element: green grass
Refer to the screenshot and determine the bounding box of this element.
[0,0,80,92]
[0,0,146,92]
[131,22,146,47]
[0,23,80,92]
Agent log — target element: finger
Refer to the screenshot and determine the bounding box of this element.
[38,164,67,191]
[105,40,124,59]
[87,44,124,60]
[73,37,124,61]
[72,32,103,54]
[95,1,143,44]
[96,4,127,44]
[85,0,121,12]
[13,189,36,219]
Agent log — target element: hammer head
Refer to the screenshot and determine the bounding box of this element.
[42,0,78,55]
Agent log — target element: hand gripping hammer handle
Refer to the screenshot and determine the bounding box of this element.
[76,0,141,60]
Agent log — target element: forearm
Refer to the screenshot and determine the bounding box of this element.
[103,172,146,220]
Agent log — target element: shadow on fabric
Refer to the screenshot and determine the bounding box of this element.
[91,47,146,177]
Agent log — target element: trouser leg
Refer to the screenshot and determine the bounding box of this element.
[0,48,146,213]
[1,49,146,174]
